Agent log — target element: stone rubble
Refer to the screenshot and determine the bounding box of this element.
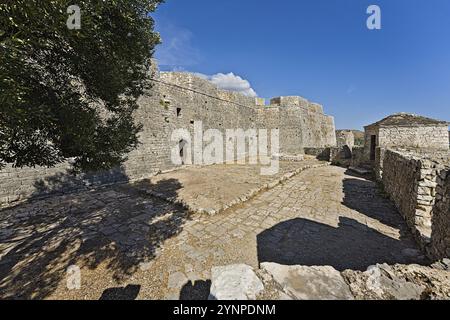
[209,262,450,300]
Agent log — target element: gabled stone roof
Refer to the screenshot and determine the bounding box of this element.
[368,113,448,127]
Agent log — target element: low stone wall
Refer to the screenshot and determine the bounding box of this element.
[382,150,427,236]
[304,148,331,161]
[304,146,353,167]
[330,147,352,167]
[381,149,450,259]
[431,169,450,259]
[0,163,130,205]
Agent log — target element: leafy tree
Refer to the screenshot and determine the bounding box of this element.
[0,0,163,172]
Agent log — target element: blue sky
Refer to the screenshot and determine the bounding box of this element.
[152,0,450,130]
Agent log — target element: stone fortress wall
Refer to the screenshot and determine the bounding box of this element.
[0,61,337,206]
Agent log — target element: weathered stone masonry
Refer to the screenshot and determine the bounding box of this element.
[0,62,336,206]
[382,149,450,259]
[432,168,450,259]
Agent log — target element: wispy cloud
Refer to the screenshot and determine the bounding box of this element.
[346,84,357,95]
[195,72,258,97]
[155,22,201,68]
[155,21,256,97]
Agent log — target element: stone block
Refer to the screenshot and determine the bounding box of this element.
[209,264,264,300]
[261,262,354,300]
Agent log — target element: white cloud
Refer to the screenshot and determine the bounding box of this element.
[195,72,258,97]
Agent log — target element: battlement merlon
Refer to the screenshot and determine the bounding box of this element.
[270,96,324,114]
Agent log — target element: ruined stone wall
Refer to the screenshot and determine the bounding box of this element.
[336,130,355,149]
[350,147,365,167]
[0,65,336,207]
[382,149,450,258]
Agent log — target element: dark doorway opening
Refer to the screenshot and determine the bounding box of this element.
[179,139,188,165]
[370,135,377,161]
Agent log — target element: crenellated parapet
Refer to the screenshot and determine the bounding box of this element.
[269,96,324,114]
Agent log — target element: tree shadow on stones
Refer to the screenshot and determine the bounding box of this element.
[99,284,141,300]
[31,167,130,200]
[0,169,190,299]
[342,175,405,230]
[257,217,427,272]
[179,280,211,300]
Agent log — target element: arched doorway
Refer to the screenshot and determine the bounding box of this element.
[179,139,188,165]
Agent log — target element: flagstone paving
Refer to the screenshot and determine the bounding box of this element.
[0,165,427,300]
[138,157,324,215]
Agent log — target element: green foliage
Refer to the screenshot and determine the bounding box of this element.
[0,0,163,172]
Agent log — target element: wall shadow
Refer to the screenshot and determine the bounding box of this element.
[257,217,426,271]
[344,168,374,180]
[342,176,403,229]
[0,169,189,299]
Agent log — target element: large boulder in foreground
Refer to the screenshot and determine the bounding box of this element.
[261,262,354,300]
[208,264,264,300]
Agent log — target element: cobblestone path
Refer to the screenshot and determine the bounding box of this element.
[0,166,426,299]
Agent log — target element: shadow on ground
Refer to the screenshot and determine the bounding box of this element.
[257,217,426,271]
[179,280,211,300]
[258,173,427,271]
[99,284,141,300]
[342,175,406,229]
[0,170,189,299]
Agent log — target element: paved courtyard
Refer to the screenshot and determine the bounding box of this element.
[139,157,323,214]
[0,165,427,300]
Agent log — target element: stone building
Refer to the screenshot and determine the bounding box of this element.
[364,113,449,164]
[362,113,450,260]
